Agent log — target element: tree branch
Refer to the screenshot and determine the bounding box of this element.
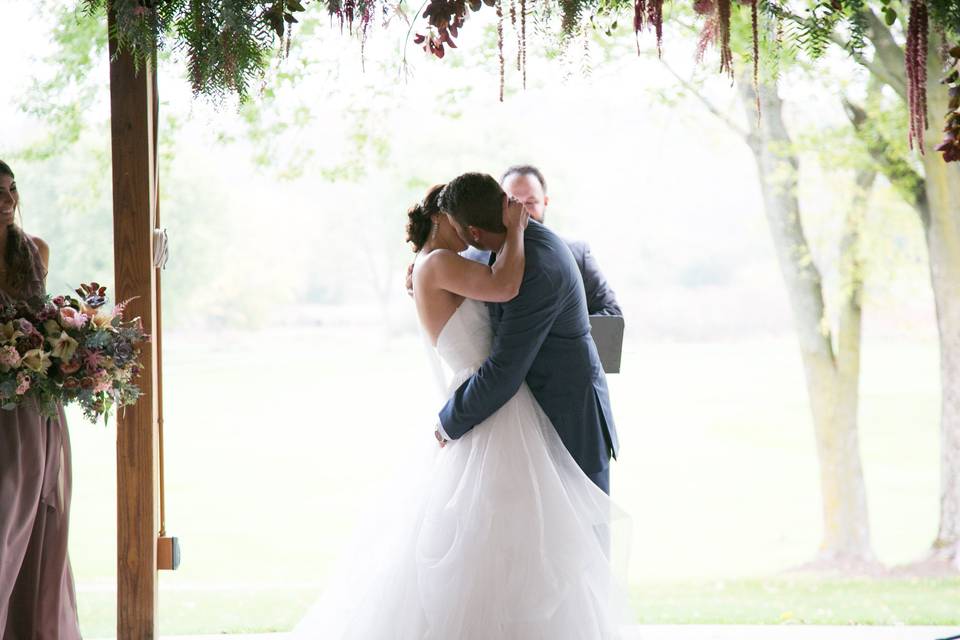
[842,97,929,221]
[659,60,749,140]
[775,7,907,101]
[862,8,908,98]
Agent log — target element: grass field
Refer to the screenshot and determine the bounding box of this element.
[64,324,956,636]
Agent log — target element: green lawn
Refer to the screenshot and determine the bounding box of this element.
[630,578,960,625]
[65,327,955,636]
[73,578,960,637]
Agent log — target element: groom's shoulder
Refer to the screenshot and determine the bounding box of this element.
[524,222,578,282]
[526,219,564,249]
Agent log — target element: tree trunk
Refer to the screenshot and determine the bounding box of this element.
[737,75,877,568]
[832,165,876,564]
[921,32,960,570]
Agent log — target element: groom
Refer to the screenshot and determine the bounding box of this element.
[434,172,619,494]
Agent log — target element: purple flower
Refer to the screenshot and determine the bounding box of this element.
[112,341,134,365]
[17,319,35,335]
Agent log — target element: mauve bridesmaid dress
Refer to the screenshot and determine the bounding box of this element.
[0,236,81,640]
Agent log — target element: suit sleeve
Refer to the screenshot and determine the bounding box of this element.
[438,267,559,439]
[580,243,623,317]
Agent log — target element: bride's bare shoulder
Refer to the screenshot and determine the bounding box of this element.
[415,248,463,276]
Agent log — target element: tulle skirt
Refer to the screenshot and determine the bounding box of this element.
[294,378,631,639]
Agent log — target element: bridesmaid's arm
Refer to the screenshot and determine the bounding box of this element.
[30,235,50,272]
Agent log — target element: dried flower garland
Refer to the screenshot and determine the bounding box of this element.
[906,0,930,151]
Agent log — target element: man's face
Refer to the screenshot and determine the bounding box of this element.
[445,213,481,250]
[502,173,548,223]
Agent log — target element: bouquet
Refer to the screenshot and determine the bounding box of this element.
[0,282,148,423]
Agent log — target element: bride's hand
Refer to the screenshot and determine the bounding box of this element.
[502,195,529,231]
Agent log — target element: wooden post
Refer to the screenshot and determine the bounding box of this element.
[108,12,161,640]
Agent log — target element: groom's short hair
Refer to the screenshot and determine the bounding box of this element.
[440,173,507,233]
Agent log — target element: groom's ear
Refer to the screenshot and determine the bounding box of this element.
[467,225,481,243]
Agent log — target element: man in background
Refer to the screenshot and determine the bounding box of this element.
[498,165,622,316]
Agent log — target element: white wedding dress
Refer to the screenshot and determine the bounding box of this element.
[294,299,631,639]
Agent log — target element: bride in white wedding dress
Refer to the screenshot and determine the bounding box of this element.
[294,184,630,639]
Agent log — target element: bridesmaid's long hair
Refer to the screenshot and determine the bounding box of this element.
[0,160,40,294]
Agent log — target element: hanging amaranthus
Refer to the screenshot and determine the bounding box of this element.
[521,0,527,89]
[510,0,520,71]
[696,15,717,63]
[633,0,646,53]
[358,0,374,69]
[648,0,664,57]
[906,0,929,151]
[633,0,663,56]
[717,0,733,77]
[324,0,373,35]
[694,0,715,63]
[497,0,505,101]
[935,45,960,162]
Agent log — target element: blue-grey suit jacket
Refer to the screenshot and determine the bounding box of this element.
[565,240,622,317]
[439,221,619,476]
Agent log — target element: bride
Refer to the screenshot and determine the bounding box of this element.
[294,183,630,639]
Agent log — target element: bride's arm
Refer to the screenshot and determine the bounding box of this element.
[423,199,528,303]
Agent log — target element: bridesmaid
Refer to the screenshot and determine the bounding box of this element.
[0,160,82,639]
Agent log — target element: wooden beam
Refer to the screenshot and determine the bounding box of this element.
[108,12,160,640]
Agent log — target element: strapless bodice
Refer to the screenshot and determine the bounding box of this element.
[435,299,492,375]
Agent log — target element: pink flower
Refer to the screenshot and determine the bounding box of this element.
[93,372,113,393]
[16,371,30,395]
[84,350,104,370]
[60,358,81,375]
[52,296,66,307]
[0,345,20,372]
[59,307,89,330]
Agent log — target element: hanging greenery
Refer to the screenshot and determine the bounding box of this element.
[88,0,307,97]
[87,0,960,162]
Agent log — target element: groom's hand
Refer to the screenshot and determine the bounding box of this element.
[406,263,415,297]
[503,195,530,230]
[434,429,447,448]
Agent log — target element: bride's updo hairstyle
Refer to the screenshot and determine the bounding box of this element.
[406,183,446,252]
